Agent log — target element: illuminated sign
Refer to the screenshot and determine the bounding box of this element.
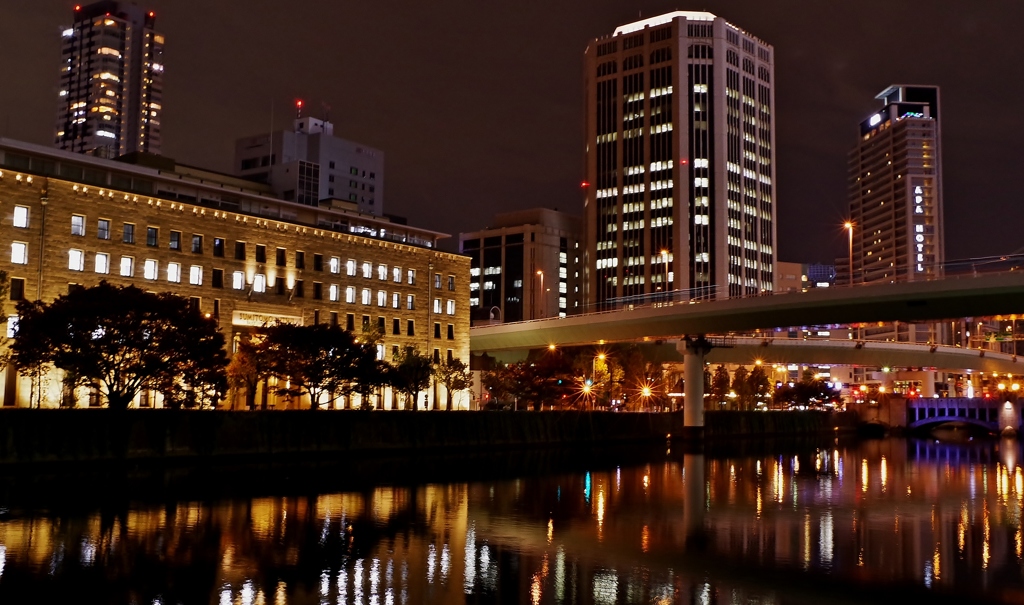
[232,310,302,328]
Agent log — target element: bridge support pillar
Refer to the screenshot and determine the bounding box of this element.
[682,336,713,439]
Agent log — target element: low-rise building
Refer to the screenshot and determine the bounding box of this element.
[0,138,469,409]
[460,208,582,324]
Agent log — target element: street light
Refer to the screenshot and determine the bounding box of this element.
[659,249,669,300]
[844,221,854,285]
[536,270,545,319]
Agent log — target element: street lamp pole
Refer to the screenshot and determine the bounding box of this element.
[536,270,544,319]
[845,221,854,286]
[660,249,669,302]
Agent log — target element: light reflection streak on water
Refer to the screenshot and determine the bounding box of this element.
[861,459,869,493]
[597,489,606,540]
[338,568,347,604]
[440,544,450,582]
[463,524,476,594]
[555,546,565,602]
[427,543,436,583]
[0,545,5,579]
[370,558,380,605]
[242,580,256,605]
[880,456,887,492]
[819,511,833,568]
[354,558,364,603]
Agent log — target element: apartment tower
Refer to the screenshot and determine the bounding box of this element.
[55,1,164,157]
[583,11,777,307]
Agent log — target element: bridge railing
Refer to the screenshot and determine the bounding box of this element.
[907,397,1002,425]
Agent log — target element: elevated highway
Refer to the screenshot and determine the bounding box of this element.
[470,272,1024,435]
[471,272,1024,352]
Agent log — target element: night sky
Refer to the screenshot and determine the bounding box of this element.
[1,1,1021,262]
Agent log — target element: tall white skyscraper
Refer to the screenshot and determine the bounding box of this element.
[55,2,164,157]
[583,11,776,307]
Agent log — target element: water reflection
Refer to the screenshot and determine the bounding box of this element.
[2,439,1024,603]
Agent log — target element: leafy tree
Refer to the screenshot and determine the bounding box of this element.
[391,347,433,410]
[262,323,362,410]
[226,337,273,410]
[747,365,773,409]
[434,357,473,411]
[710,365,731,407]
[11,282,226,410]
[731,366,751,410]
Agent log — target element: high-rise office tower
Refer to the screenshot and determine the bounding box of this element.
[235,114,384,216]
[848,85,943,284]
[583,11,776,307]
[55,2,164,157]
[848,85,944,343]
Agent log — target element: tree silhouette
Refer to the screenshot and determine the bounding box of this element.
[11,282,225,410]
[434,357,473,411]
[710,365,731,407]
[390,347,433,410]
[261,323,363,410]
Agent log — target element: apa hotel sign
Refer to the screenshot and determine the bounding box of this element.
[232,310,302,328]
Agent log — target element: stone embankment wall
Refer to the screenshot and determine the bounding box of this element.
[0,410,857,465]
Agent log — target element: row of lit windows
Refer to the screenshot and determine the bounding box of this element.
[11,207,460,290]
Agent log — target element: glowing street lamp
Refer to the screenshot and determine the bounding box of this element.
[844,221,854,285]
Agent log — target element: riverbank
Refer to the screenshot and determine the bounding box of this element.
[0,409,858,466]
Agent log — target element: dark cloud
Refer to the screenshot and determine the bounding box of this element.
[2,0,1020,261]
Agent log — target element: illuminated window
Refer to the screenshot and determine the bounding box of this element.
[253,274,266,293]
[433,298,442,314]
[378,264,387,280]
[361,288,371,305]
[189,265,203,286]
[6,315,18,339]
[12,206,28,228]
[345,286,355,304]
[68,249,85,271]
[167,262,181,283]
[407,269,416,285]
[329,284,340,302]
[71,215,85,236]
[10,242,27,265]
[392,292,399,308]
[393,267,401,282]
[94,253,109,274]
[446,300,455,315]
[407,295,415,310]
[377,290,386,307]
[346,259,356,276]
[232,271,245,290]
[120,256,134,276]
[330,256,341,274]
[144,259,158,280]
[362,262,372,279]
[97,219,110,240]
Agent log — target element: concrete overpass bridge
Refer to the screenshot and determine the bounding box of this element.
[471,272,1024,435]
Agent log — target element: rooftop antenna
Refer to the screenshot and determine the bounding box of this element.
[296,99,304,119]
[322,101,331,124]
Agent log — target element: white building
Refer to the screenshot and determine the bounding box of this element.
[583,11,777,307]
[234,116,384,216]
[55,1,165,157]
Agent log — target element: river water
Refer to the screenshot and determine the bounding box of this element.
[0,437,1021,604]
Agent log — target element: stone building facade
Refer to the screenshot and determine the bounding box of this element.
[0,138,470,410]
